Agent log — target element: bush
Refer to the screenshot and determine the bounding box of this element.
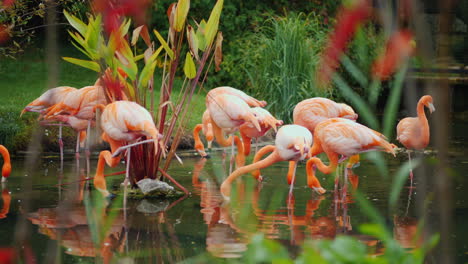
[239,13,331,123]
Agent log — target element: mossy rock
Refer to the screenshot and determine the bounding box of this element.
[112,185,185,200]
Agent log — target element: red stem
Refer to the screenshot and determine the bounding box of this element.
[158,168,189,195]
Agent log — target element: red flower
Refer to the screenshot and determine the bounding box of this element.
[92,0,151,35]
[0,248,15,264]
[316,0,371,87]
[2,0,15,8]
[0,24,11,45]
[372,29,415,80]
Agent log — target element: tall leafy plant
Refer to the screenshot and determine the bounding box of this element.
[245,13,329,123]
[63,0,224,184]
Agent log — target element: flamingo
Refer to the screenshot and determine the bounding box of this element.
[284,97,359,186]
[306,118,396,194]
[396,95,435,185]
[206,87,263,171]
[239,107,283,156]
[193,109,215,157]
[93,101,162,197]
[44,85,108,157]
[22,86,77,158]
[0,145,11,182]
[220,124,312,200]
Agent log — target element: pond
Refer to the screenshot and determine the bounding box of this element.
[0,116,467,263]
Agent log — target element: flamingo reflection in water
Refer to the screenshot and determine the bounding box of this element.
[192,158,249,258]
[28,205,126,262]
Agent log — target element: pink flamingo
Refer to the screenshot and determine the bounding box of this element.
[220,124,312,200]
[306,118,396,194]
[396,95,435,185]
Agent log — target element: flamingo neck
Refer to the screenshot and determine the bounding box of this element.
[0,146,10,166]
[416,100,430,146]
[220,151,282,198]
[212,122,233,147]
[193,124,204,150]
[307,156,337,175]
[234,136,245,167]
[0,146,11,178]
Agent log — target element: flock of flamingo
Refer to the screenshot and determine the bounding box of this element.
[194,86,434,200]
[0,81,434,201]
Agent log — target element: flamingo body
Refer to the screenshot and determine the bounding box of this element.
[293,97,357,133]
[396,95,434,150]
[0,145,11,182]
[306,118,396,193]
[22,86,77,115]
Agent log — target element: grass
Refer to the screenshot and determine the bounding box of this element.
[0,44,207,152]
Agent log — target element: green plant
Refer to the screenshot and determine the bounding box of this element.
[244,13,330,123]
[63,0,224,184]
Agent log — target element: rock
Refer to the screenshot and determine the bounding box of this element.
[137,178,175,195]
[136,199,169,214]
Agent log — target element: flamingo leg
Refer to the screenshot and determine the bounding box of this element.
[75,132,80,159]
[407,150,414,187]
[85,120,91,158]
[288,161,297,197]
[229,133,235,174]
[58,122,63,163]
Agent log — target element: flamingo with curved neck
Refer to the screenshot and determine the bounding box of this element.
[220,125,312,200]
[396,95,435,185]
[0,145,11,182]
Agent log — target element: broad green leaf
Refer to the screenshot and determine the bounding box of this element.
[119,19,131,38]
[183,52,196,79]
[383,63,408,139]
[153,29,174,60]
[341,55,368,88]
[63,10,87,36]
[138,46,163,88]
[138,61,157,89]
[175,0,190,32]
[204,0,223,48]
[333,74,379,129]
[68,31,86,47]
[62,57,100,72]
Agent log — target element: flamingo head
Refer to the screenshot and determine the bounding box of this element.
[339,103,358,120]
[421,95,435,113]
[243,111,261,132]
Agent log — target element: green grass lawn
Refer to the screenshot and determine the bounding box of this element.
[0,44,207,153]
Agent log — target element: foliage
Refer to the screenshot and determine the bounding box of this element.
[239,13,331,123]
[0,0,89,58]
[63,0,224,182]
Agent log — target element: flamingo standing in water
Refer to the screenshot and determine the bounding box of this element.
[220,124,312,200]
[206,87,263,170]
[284,97,359,187]
[239,107,283,156]
[396,95,435,185]
[193,110,215,157]
[93,101,162,197]
[44,85,108,157]
[0,145,11,182]
[306,118,396,194]
[22,86,77,159]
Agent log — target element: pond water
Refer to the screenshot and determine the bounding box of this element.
[0,116,467,263]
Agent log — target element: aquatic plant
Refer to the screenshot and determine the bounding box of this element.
[63,0,224,185]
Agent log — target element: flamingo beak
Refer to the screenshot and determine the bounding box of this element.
[246,113,261,132]
[428,103,435,113]
[265,116,279,132]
